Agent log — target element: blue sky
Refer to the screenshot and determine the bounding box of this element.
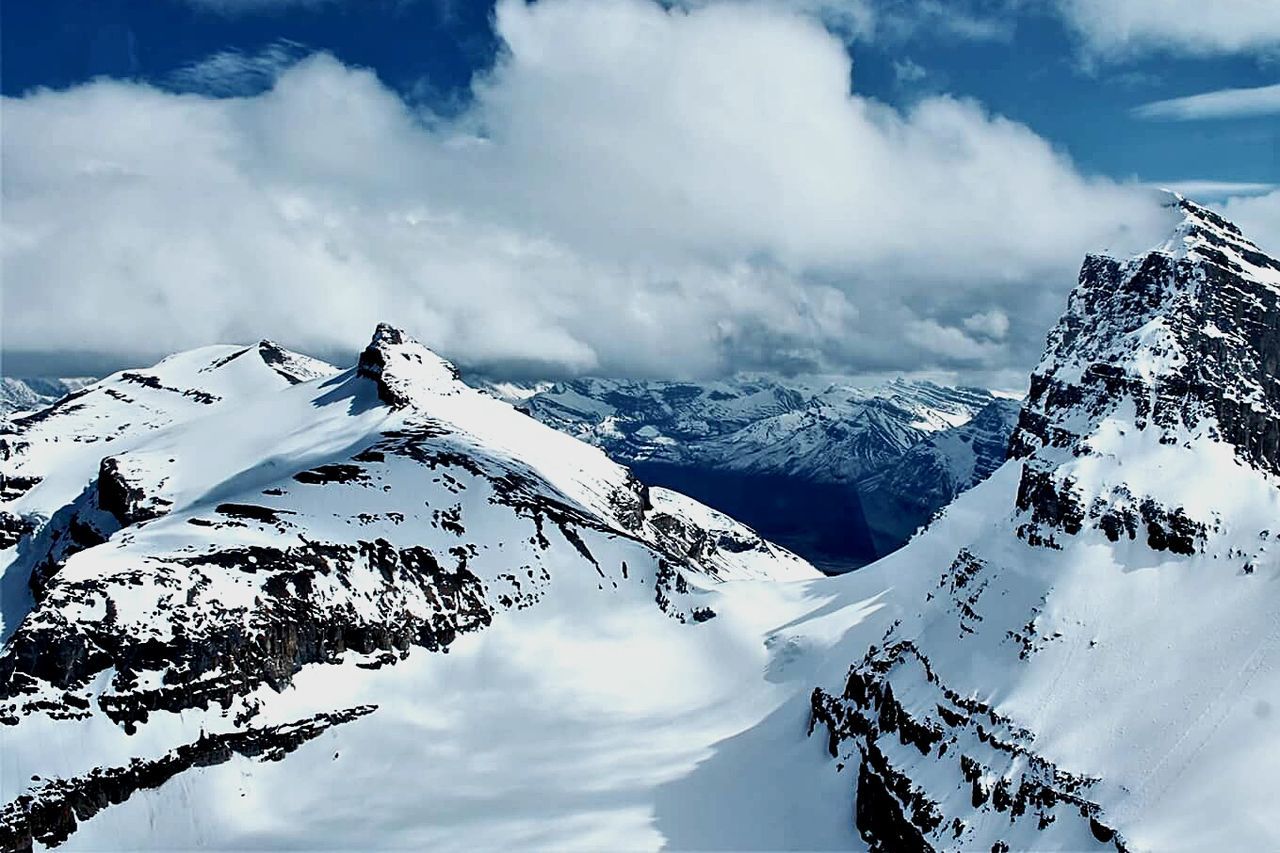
[2,0,1278,384]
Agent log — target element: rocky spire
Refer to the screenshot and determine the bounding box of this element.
[356,323,462,408]
[1010,194,1280,477]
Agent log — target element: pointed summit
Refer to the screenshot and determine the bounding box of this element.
[1011,198,1280,480]
[252,340,336,385]
[1156,193,1280,284]
[356,323,462,408]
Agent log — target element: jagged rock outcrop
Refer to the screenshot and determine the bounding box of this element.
[357,322,462,408]
[1010,197,1280,546]
[1,705,376,851]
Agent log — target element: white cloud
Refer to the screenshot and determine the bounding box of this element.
[2,0,1173,382]
[1056,0,1280,58]
[1133,84,1280,121]
[696,0,1012,43]
[893,57,927,84]
[1154,181,1276,201]
[1218,190,1280,256]
[962,309,1010,340]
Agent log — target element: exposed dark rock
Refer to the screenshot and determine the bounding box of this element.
[292,464,367,486]
[0,705,376,851]
[810,638,1121,850]
[0,511,35,549]
[96,457,170,527]
[357,323,460,408]
[215,503,294,524]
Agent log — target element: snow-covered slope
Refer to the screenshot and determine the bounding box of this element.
[0,342,336,556]
[0,379,96,417]
[0,326,819,851]
[808,196,1280,850]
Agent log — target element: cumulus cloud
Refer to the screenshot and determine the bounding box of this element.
[962,309,1010,340]
[1055,0,1280,58]
[1133,84,1280,121]
[2,0,1172,382]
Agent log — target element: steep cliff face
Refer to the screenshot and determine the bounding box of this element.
[1010,197,1280,548]
[0,327,817,849]
[810,196,1280,851]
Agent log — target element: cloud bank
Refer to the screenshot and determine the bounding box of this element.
[3,0,1174,382]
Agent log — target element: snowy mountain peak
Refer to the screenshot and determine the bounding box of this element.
[248,339,337,385]
[356,323,463,407]
[1159,194,1280,287]
[1013,199,1280,487]
[1,324,824,849]
[809,203,1280,851]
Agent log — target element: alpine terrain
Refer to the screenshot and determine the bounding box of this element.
[0,195,1277,851]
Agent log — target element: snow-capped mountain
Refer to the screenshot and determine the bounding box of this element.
[513,376,1012,571]
[808,196,1280,850]
[0,326,817,850]
[0,378,96,417]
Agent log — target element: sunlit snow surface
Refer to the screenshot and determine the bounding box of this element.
[2,330,860,851]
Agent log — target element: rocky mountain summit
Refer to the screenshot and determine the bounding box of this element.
[809,196,1280,850]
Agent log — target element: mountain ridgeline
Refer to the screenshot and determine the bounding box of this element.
[0,330,816,850]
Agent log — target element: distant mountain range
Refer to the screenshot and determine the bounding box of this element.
[0,377,96,416]
[498,376,1022,570]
